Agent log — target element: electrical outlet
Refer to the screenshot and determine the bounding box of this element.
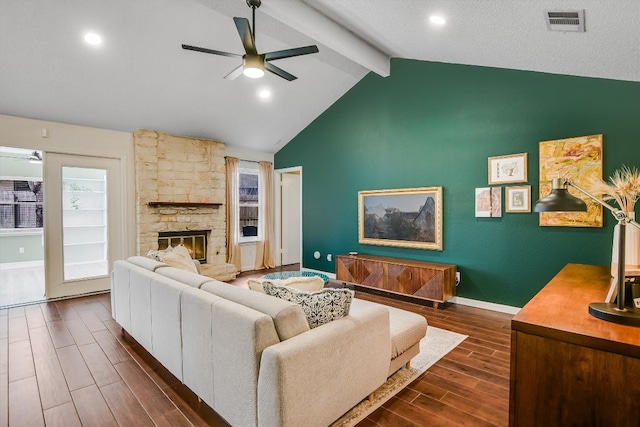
[455,271,461,285]
[19,247,25,254]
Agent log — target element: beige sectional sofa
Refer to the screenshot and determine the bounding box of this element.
[111,256,427,427]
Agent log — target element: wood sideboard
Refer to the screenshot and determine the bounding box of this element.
[509,263,640,427]
[335,254,456,308]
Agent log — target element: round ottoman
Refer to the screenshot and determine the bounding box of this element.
[261,270,330,284]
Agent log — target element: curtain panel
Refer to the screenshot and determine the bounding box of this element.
[225,156,241,271]
[255,161,275,269]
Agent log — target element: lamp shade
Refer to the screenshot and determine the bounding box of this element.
[534,178,588,212]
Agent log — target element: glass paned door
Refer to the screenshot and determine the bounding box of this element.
[45,153,124,299]
[62,166,108,281]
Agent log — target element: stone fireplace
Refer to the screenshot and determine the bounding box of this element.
[134,129,237,281]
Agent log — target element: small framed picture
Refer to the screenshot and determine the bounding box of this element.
[488,153,528,185]
[475,187,502,218]
[475,187,492,217]
[505,185,531,213]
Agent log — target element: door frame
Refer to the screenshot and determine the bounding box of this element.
[274,166,302,268]
[44,153,127,299]
[1,114,137,300]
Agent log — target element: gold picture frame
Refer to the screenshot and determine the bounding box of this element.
[488,153,528,185]
[505,186,531,213]
[539,134,603,227]
[358,186,443,250]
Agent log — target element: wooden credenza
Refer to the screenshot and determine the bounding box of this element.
[509,264,640,427]
[335,254,456,308]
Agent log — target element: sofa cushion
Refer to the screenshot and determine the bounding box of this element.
[127,255,167,271]
[156,266,215,288]
[262,283,354,329]
[247,276,325,293]
[201,281,310,341]
[150,274,190,380]
[351,299,427,359]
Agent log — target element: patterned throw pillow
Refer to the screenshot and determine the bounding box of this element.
[262,282,354,328]
[247,276,325,293]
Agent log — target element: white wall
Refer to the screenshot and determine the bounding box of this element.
[0,114,136,258]
[224,146,274,163]
[0,114,280,273]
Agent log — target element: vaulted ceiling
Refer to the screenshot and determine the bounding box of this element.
[1,0,638,153]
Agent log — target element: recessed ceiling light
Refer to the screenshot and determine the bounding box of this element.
[84,33,102,45]
[429,15,446,25]
[258,89,271,99]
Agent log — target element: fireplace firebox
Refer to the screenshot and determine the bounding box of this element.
[158,230,208,263]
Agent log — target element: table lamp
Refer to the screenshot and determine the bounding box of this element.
[534,177,640,326]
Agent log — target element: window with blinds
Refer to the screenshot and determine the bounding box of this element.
[239,171,259,238]
[0,180,44,229]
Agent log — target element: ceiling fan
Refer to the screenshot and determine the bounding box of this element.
[182,0,319,81]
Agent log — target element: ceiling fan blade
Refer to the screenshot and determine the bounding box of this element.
[224,65,244,80]
[264,45,319,61]
[233,17,257,55]
[182,44,241,58]
[264,62,297,81]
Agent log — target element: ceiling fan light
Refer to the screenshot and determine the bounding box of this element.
[243,55,265,78]
[243,66,264,78]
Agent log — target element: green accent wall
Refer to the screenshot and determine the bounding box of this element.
[274,59,640,307]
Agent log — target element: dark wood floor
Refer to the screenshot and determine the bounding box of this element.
[0,267,513,426]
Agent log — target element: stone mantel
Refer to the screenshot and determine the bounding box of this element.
[148,202,222,208]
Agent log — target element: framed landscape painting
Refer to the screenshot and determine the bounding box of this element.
[358,186,443,250]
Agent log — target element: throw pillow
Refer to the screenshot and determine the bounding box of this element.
[155,245,198,273]
[147,247,171,261]
[262,282,353,329]
[247,276,325,293]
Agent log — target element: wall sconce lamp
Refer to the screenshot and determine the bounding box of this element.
[534,177,640,326]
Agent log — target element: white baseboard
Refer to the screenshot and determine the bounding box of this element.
[304,268,521,315]
[0,260,44,270]
[449,296,521,315]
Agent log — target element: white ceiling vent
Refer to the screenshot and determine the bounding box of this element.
[544,10,585,32]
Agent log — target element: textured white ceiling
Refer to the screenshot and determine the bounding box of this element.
[0,0,638,153]
[309,0,640,81]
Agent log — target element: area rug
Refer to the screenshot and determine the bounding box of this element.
[330,326,468,427]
